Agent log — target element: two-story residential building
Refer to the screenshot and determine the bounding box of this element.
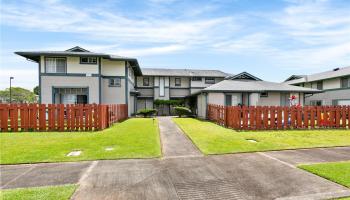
[135,68,228,113]
[284,67,350,106]
[15,46,142,116]
[15,46,323,118]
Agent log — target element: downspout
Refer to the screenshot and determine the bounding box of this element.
[98,57,102,104]
[38,58,41,103]
[125,62,129,106]
[205,92,208,119]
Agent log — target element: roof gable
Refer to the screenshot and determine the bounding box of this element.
[65,46,90,52]
[284,75,305,82]
[225,72,262,81]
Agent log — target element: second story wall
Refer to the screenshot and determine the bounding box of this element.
[40,56,99,75]
[101,59,125,76]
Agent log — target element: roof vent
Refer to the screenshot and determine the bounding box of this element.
[333,68,340,71]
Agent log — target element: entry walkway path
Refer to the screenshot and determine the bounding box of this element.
[157,117,202,158]
[1,147,350,199]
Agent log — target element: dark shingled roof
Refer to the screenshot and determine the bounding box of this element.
[141,68,229,77]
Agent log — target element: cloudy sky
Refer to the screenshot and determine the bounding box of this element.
[1,0,350,90]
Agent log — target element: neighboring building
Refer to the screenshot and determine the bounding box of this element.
[284,67,350,106]
[15,46,142,116]
[135,68,228,114]
[195,72,320,118]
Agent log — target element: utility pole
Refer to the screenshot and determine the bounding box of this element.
[9,77,14,103]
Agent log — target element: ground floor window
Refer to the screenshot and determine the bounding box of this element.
[310,100,322,106]
[53,87,88,104]
[333,99,350,106]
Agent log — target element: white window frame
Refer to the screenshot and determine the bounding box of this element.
[80,57,97,64]
[45,57,67,73]
[205,77,215,84]
[109,78,121,87]
[175,77,181,86]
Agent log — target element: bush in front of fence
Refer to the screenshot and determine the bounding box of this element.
[174,107,192,117]
[137,109,157,117]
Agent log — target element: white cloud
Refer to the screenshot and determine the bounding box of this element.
[0,0,349,72]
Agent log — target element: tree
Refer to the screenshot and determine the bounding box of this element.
[0,87,37,103]
[33,86,39,95]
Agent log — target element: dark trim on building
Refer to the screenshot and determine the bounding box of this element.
[101,75,125,79]
[98,57,102,104]
[38,60,41,103]
[204,93,208,119]
[125,62,129,105]
[169,87,191,89]
[40,73,99,77]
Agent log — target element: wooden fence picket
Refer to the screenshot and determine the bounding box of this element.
[0,103,127,132]
[207,104,350,130]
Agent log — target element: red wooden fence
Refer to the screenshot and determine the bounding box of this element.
[0,104,128,132]
[208,104,350,130]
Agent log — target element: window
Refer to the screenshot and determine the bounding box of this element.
[80,57,97,64]
[341,77,350,88]
[109,78,121,87]
[192,77,202,81]
[45,57,66,73]
[159,77,165,97]
[205,77,215,84]
[143,78,149,86]
[316,81,323,90]
[53,87,88,104]
[175,77,181,86]
[260,92,268,97]
[225,95,232,106]
[310,100,322,106]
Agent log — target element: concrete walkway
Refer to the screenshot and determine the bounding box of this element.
[1,147,350,200]
[157,117,202,158]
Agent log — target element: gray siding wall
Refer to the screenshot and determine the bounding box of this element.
[138,88,153,97]
[41,76,99,104]
[305,89,350,105]
[170,88,190,97]
[101,78,126,104]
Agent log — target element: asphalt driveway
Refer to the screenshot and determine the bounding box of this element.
[2,147,350,200]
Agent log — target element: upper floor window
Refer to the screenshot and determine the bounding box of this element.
[80,57,97,64]
[316,81,323,90]
[45,57,66,73]
[109,78,121,87]
[175,77,181,86]
[143,77,149,86]
[341,77,350,88]
[192,77,202,81]
[205,77,215,84]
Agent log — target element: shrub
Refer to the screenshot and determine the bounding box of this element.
[154,99,184,106]
[137,109,157,117]
[174,107,192,117]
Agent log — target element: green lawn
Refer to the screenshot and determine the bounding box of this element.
[0,118,161,164]
[173,118,350,154]
[299,161,350,188]
[0,184,77,200]
[299,161,350,200]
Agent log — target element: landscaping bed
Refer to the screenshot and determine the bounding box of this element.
[0,118,161,164]
[173,118,350,154]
